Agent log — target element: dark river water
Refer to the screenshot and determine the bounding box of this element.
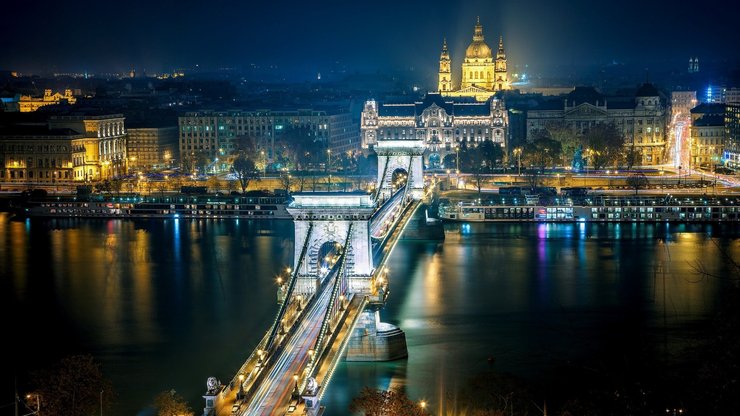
[1,213,738,415]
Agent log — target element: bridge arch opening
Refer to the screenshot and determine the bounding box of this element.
[391,168,408,191]
[316,240,344,277]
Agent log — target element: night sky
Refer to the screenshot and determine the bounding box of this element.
[2,0,739,77]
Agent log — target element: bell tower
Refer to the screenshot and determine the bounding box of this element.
[438,38,452,92]
[494,35,509,91]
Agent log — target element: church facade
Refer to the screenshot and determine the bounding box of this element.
[439,18,510,102]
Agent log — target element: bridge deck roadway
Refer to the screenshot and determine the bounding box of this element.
[215,298,306,416]
[294,295,367,415]
[241,279,334,415]
[374,199,422,268]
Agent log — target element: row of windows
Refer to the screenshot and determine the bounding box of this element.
[0,144,69,152]
[466,70,493,79]
[4,158,68,168]
[1,170,70,179]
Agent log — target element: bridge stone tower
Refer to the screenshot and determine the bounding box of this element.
[287,193,377,295]
[376,139,425,200]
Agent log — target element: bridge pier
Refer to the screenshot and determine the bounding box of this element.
[345,308,408,361]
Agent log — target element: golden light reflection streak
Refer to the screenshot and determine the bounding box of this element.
[423,249,443,316]
[9,219,28,298]
[132,229,154,342]
[101,222,122,344]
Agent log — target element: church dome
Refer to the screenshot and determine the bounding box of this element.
[465,41,492,59]
[465,18,492,60]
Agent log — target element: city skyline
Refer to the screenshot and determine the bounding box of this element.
[2,0,739,78]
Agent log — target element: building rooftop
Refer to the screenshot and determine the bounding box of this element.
[376,93,491,118]
[690,103,726,115]
[693,114,725,127]
[0,125,83,138]
[635,83,659,97]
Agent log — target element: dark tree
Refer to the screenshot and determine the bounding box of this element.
[231,155,259,193]
[479,140,504,170]
[181,152,196,174]
[626,173,649,195]
[279,125,319,170]
[538,121,580,165]
[583,123,625,169]
[109,177,124,196]
[154,389,193,416]
[198,152,214,175]
[349,387,429,416]
[279,170,293,193]
[295,171,308,192]
[233,134,257,156]
[458,370,539,416]
[442,153,458,171]
[30,354,115,416]
[624,144,642,170]
[95,179,112,195]
[523,136,562,172]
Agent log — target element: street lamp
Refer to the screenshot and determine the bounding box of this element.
[678,165,682,185]
[327,149,332,191]
[238,374,245,399]
[455,146,460,171]
[513,147,522,176]
[420,400,427,412]
[26,393,40,415]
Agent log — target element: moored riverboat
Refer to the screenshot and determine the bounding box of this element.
[14,192,291,219]
[439,195,740,223]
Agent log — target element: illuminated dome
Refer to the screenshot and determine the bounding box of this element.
[465,18,492,60]
[465,42,492,59]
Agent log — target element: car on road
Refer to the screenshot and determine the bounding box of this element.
[231,403,240,414]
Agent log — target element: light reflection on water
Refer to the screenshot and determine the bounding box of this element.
[1,214,738,415]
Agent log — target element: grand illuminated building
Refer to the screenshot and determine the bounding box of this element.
[19,89,77,112]
[439,18,509,102]
[361,93,508,168]
[361,18,510,167]
[0,113,128,185]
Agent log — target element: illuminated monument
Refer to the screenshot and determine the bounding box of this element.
[439,17,509,102]
[360,17,511,168]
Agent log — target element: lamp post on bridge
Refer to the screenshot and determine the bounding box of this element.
[293,374,299,398]
[237,374,245,400]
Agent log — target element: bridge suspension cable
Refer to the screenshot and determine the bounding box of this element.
[401,155,413,202]
[303,224,354,386]
[264,223,314,354]
[374,156,390,203]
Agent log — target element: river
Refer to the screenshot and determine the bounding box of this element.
[1,213,738,415]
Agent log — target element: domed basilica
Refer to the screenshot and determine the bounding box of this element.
[439,17,509,101]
